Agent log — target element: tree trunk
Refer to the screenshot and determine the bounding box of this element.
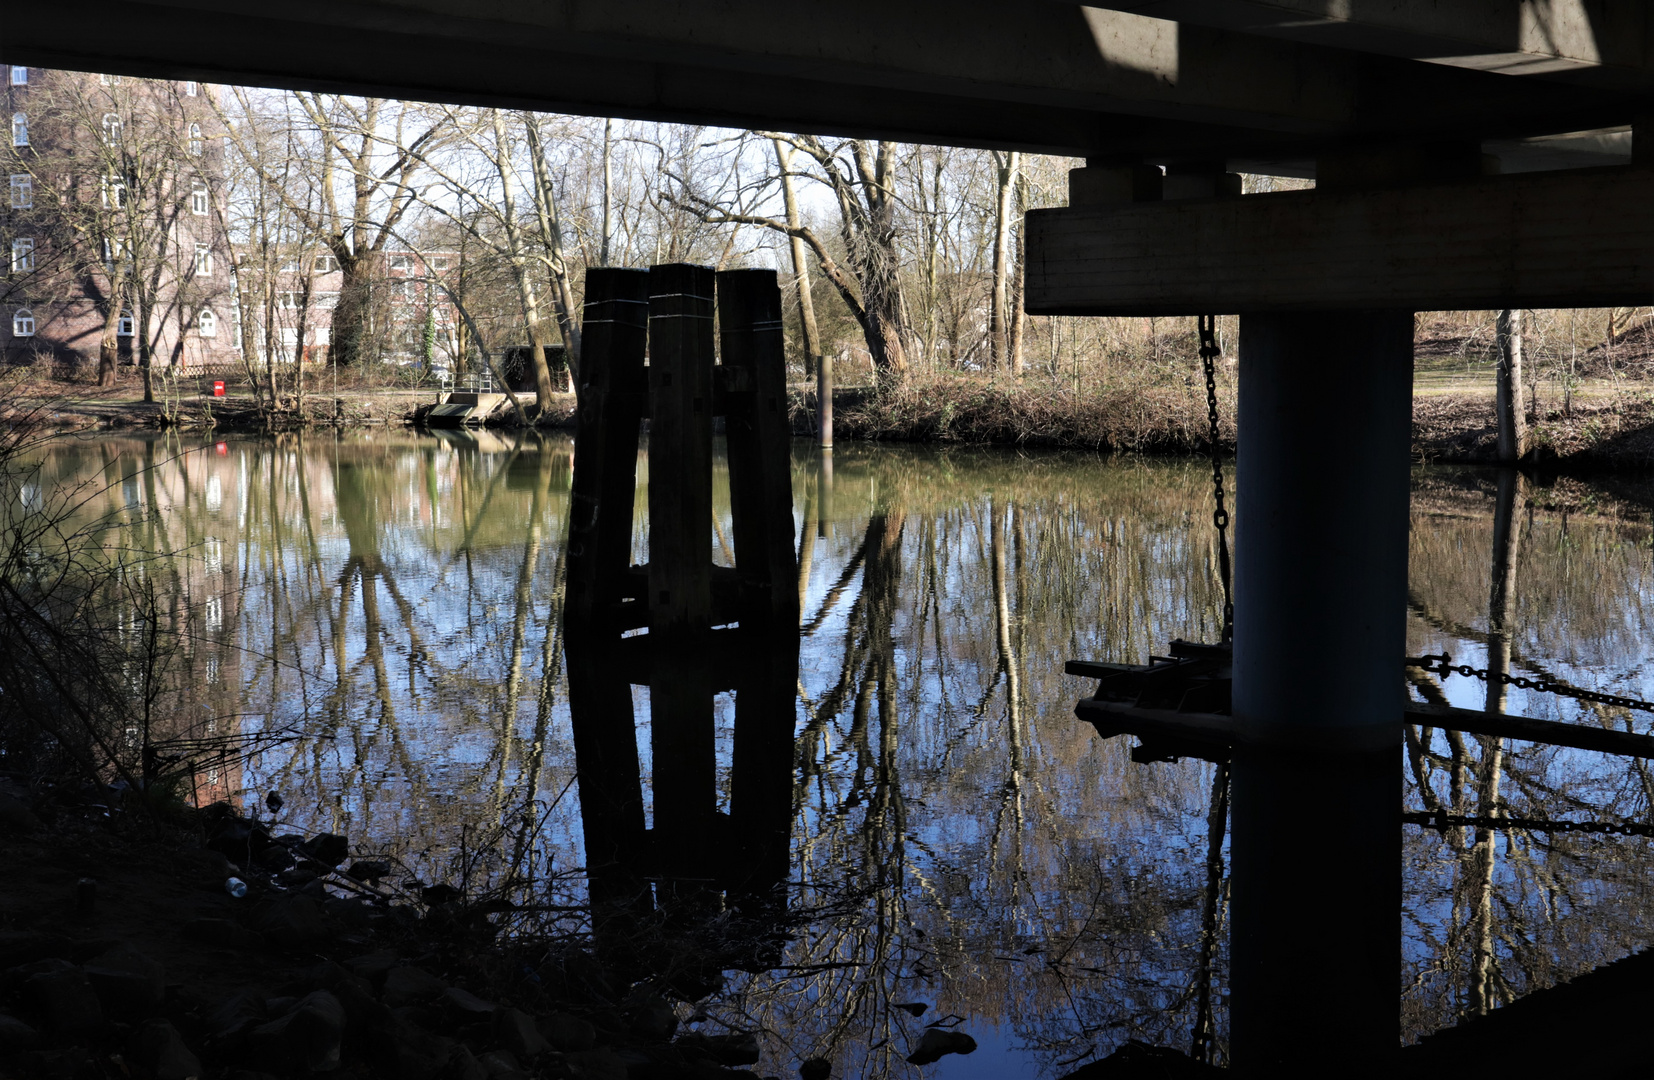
[773,139,821,377]
[990,150,1020,373]
[1469,468,1521,1016]
[1496,308,1527,462]
[851,141,909,376]
[1009,173,1028,375]
[601,118,613,268]
[97,294,121,387]
[490,111,555,416]
[330,249,372,366]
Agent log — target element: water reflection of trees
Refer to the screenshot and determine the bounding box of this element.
[29,434,1654,1074]
[1405,470,1654,1044]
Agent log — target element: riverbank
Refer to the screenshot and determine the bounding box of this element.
[0,775,792,1080]
[17,371,1654,472]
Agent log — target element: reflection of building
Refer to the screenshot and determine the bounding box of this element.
[235,247,460,367]
[2,66,237,371]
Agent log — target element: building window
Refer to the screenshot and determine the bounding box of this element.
[9,67,26,86]
[278,255,301,273]
[9,174,31,209]
[191,180,208,216]
[11,309,35,337]
[117,309,134,336]
[11,113,27,147]
[314,252,338,273]
[389,254,413,271]
[195,243,212,274]
[102,113,122,145]
[198,308,217,337]
[99,73,123,86]
[276,291,300,309]
[429,256,450,272]
[314,291,339,310]
[184,81,198,97]
[10,238,34,274]
[102,174,127,209]
[103,236,128,269]
[188,123,203,156]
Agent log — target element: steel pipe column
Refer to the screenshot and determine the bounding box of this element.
[1230,310,1412,1075]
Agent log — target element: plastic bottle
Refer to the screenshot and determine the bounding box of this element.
[225,877,248,899]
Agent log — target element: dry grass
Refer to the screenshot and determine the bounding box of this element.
[790,372,1234,454]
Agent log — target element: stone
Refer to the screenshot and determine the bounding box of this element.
[493,1007,548,1060]
[254,846,295,872]
[381,965,448,1008]
[477,1049,526,1079]
[276,867,318,888]
[905,1028,977,1066]
[300,960,373,998]
[342,951,398,987]
[799,1059,831,1080]
[249,990,345,1073]
[676,1032,761,1067]
[299,832,349,868]
[0,1012,41,1052]
[0,930,71,968]
[566,1049,629,1080]
[206,989,267,1041]
[129,1018,202,1080]
[84,943,166,1017]
[541,1011,596,1051]
[0,790,42,832]
[438,986,496,1019]
[447,1045,488,1080]
[626,995,678,1040]
[255,895,328,949]
[178,848,237,890]
[892,1002,928,1017]
[344,860,392,882]
[182,917,262,950]
[368,1022,454,1080]
[23,960,103,1041]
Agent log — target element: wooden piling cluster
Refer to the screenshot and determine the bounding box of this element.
[563,264,798,950]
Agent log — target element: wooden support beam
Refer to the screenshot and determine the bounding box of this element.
[645,264,718,891]
[1075,696,1654,760]
[564,268,650,630]
[1026,164,1654,315]
[716,269,800,628]
[647,264,716,636]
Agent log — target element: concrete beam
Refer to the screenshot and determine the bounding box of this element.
[1083,1,1654,91]
[1025,164,1654,315]
[0,0,1625,160]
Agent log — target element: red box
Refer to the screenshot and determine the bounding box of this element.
[213,381,225,397]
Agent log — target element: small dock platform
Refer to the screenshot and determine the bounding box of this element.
[424,392,518,427]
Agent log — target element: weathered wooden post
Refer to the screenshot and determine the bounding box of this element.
[564,268,650,629]
[562,262,798,942]
[645,264,718,890]
[717,269,800,910]
[718,268,801,626]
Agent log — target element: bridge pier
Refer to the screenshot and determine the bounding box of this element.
[1229,310,1412,1075]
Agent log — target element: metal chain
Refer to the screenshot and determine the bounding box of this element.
[1409,652,1654,715]
[1402,808,1654,837]
[1198,315,1234,644]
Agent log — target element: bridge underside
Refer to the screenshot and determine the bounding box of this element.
[8,3,1648,1075]
[4,1,1653,176]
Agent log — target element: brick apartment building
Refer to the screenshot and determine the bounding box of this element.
[238,246,461,368]
[3,65,238,375]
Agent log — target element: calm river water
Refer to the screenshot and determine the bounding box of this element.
[25,430,1654,1075]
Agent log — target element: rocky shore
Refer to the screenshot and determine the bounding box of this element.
[0,775,789,1080]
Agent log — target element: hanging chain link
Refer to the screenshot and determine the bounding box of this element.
[1402,808,1654,837]
[1409,652,1654,715]
[1198,315,1234,644]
